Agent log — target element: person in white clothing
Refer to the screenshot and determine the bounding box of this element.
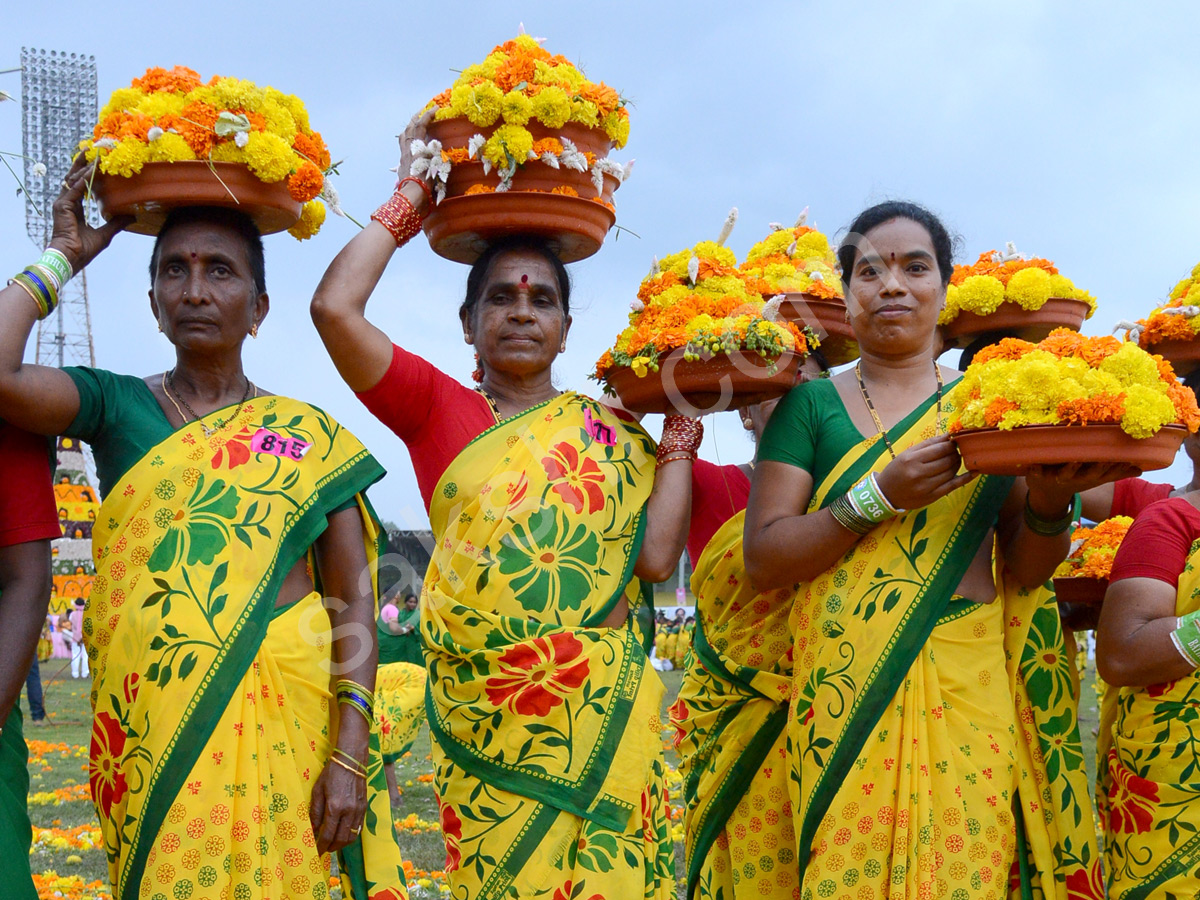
[66,598,88,679]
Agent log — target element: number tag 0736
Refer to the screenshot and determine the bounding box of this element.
[250,428,311,461]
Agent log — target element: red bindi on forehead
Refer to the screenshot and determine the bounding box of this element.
[520,274,529,284]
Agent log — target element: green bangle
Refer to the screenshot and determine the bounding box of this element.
[38,248,73,285]
[1171,610,1200,668]
[1023,494,1073,536]
[849,475,901,525]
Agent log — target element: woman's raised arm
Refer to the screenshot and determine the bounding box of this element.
[0,158,129,434]
[310,113,434,393]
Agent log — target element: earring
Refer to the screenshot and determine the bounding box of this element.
[157,320,163,333]
[464,334,473,345]
[250,323,259,339]
[471,352,484,384]
[560,342,567,353]
[742,417,753,430]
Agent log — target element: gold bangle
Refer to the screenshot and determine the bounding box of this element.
[328,754,367,779]
[335,678,376,702]
[332,746,367,773]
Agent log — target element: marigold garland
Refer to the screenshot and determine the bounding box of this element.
[946,329,1200,439]
[939,247,1097,325]
[592,238,814,387]
[1053,517,1133,580]
[81,66,334,240]
[1128,261,1200,348]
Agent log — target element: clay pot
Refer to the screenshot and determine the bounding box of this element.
[777,293,859,365]
[1053,576,1109,606]
[951,423,1187,476]
[92,162,301,236]
[603,348,802,415]
[421,118,620,264]
[939,298,1090,350]
[1144,338,1200,377]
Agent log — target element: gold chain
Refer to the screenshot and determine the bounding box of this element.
[855,363,944,459]
[164,369,255,438]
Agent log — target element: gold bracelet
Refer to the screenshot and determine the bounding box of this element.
[328,754,367,780]
[335,678,376,703]
[331,746,367,773]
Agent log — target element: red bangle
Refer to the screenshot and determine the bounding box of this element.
[656,415,703,462]
[371,190,424,247]
[399,176,435,211]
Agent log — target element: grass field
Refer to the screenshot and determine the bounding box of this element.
[19,650,1097,899]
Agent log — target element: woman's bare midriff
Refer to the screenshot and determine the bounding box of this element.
[954,528,998,604]
[276,556,316,609]
[600,597,629,629]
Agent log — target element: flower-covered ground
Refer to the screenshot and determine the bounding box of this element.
[21,644,1100,899]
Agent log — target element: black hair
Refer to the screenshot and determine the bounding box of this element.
[149,206,266,295]
[1182,367,1200,399]
[458,235,571,326]
[838,201,955,289]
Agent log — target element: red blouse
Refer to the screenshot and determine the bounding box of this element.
[1110,477,1173,519]
[0,421,61,548]
[1109,498,1200,588]
[687,459,750,565]
[355,344,494,513]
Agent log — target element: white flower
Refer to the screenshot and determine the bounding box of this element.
[649,255,660,276]
[786,240,797,257]
[794,207,809,228]
[992,241,1026,264]
[769,222,785,232]
[631,299,644,311]
[810,271,825,282]
[93,137,117,150]
[687,255,700,285]
[467,134,487,160]
[1162,305,1200,318]
[558,138,588,173]
[762,295,784,322]
[408,138,450,189]
[1113,320,1144,342]
[147,126,163,142]
[31,162,47,178]
[539,151,560,169]
[622,159,635,182]
[234,130,249,148]
[319,181,346,217]
[717,208,738,247]
[591,158,625,198]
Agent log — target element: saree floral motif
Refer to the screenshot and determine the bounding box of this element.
[422,392,674,899]
[83,396,408,900]
[784,390,1101,900]
[1104,540,1200,898]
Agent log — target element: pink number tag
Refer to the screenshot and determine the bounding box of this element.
[585,407,617,446]
[251,428,311,461]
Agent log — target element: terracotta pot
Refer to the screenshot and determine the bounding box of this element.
[1053,576,1109,606]
[92,162,302,236]
[951,423,1187,476]
[939,298,1090,350]
[777,293,859,365]
[421,118,620,264]
[603,349,802,415]
[423,192,616,264]
[1144,338,1200,377]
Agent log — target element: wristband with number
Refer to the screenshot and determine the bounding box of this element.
[1171,610,1200,668]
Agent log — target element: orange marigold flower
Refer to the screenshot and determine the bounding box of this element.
[287,161,324,202]
[132,65,203,94]
[807,280,841,300]
[697,259,737,280]
[971,337,1036,365]
[590,197,615,211]
[465,184,495,195]
[1056,392,1126,426]
[177,102,218,156]
[578,82,621,116]
[530,138,564,156]
[1078,334,1123,366]
[93,112,127,141]
[116,113,154,142]
[441,147,472,164]
[551,185,579,196]
[495,56,537,92]
[431,88,452,108]
[1167,381,1200,432]
[292,131,331,171]
[983,398,1019,428]
[1038,329,1085,359]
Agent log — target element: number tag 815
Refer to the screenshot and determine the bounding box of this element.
[251,428,311,461]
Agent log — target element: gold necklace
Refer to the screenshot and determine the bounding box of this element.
[164,370,255,438]
[854,362,944,459]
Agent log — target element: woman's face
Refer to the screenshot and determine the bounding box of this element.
[464,250,570,380]
[149,221,268,354]
[844,217,944,357]
[404,595,419,611]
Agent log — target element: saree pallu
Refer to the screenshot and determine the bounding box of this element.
[787,395,1102,900]
[1,704,37,900]
[1104,543,1200,898]
[671,510,797,900]
[82,397,408,900]
[422,392,674,900]
[376,662,427,763]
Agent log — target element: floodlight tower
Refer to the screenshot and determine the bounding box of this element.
[20,48,98,367]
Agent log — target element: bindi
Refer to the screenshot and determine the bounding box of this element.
[190,252,197,259]
[520,274,529,284]
[890,252,895,260]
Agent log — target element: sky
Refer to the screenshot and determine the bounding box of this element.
[3,1,1200,526]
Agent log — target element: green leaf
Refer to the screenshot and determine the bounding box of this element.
[162,623,182,639]
[213,111,251,136]
[210,561,228,595]
[179,651,197,680]
[158,664,172,687]
[145,661,160,682]
[149,635,166,651]
[210,594,227,618]
[882,587,903,613]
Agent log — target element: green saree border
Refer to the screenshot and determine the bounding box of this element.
[1119,831,1200,899]
[794,470,1014,871]
[121,446,386,900]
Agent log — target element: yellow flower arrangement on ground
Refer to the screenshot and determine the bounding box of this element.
[1124,261,1200,348]
[939,244,1097,324]
[592,228,812,388]
[947,329,1200,439]
[1053,517,1133,581]
[413,33,632,200]
[738,213,843,300]
[81,66,333,239]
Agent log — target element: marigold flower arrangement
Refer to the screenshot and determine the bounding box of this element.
[946,329,1200,439]
[1053,517,1132,581]
[738,213,843,300]
[1122,261,1200,348]
[81,66,333,240]
[939,243,1097,325]
[592,212,812,388]
[415,33,631,201]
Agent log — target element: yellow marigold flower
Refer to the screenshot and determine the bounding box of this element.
[456,82,504,128]
[98,87,143,119]
[98,140,149,177]
[241,131,294,182]
[287,200,326,240]
[512,34,544,54]
[483,124,534,169]
[501,91,533,126]
[208,141,245,164]
[692,241,736,268]
[793,231,831,259]
[569,99,600,128]
[1099,341,1161,388]
[1005,267,1053,310]
[134,92,186,120]
[1121,383,1177,438]
[146,132,196,163]
[1047,273,1075,299]
[600,110,630,149]
[259,98,298,144]
[460,62,492,84]
[196,76,263,113]
[530,86,571,129]
[270,89,311,133]
[956,275,1007,317]
[746,231,793,261]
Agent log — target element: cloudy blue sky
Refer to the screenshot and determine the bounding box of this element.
[3,1,1199,524]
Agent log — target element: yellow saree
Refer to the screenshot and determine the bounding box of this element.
[671,509,797,900]
[787,393,1103,900]
[422,392,674,900]
[83,396,408,900]
[1104,540,1200,898]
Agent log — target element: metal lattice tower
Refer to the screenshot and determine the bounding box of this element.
[20,48,98,367]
